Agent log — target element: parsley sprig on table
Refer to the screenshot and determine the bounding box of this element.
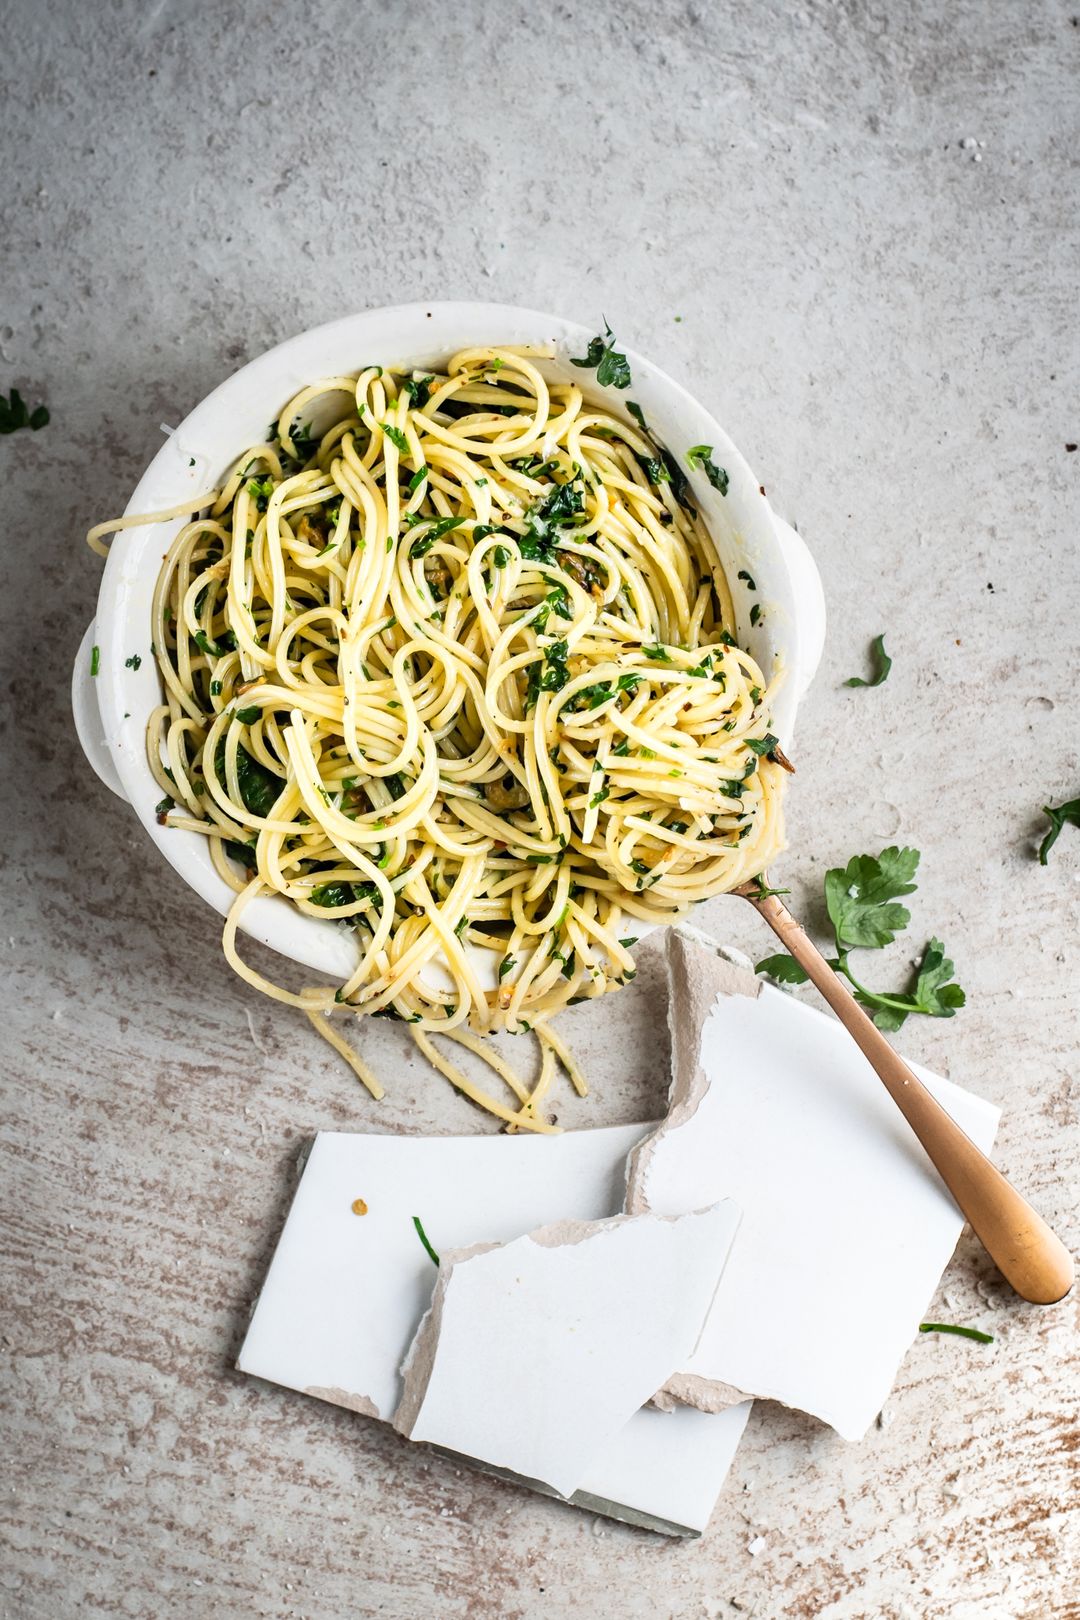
[757,846,966,1032]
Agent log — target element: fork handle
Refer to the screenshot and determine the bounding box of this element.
[743,889,1074,1305]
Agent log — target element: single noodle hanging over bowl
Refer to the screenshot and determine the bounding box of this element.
[88,343,790,1126]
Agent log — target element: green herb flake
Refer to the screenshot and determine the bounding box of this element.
[382,422,409,452]
[919,1322,994,1344]
[570,322,632,389]
[234,705,261,724]
[124,654,142,671]
[1038,797,1080,864]
[0,387,49,434]
[845,633,892,689]
[686,444,730,495]
[412,1215,440,1266]
[408,515,467,559]
[247,476,275,511]
[90,644,100,677]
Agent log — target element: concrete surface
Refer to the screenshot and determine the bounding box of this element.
[2,0,1079,1615]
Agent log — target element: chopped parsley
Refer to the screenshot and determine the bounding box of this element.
[525,637,570,708]
[247,476,274,511]
[570,321,632,390]
[234,705,261,724]
[382,422,409,452]
[90,644,100,677]
[749,603,763,628]
[403,375,434,409]
[845,634,892,688]
[194,628,237,658]
[686,444,729,496]
[517,477,585,562]
[407,465,429,494]
[919,1322,994,1344]
[639,456,670,486]
[409,515,466,558]
[0,387,49,433]
[498,955,516,980]
[643,643,671,661]
[737,569,757,590]
[216,739,281,817]
[124,653,142,671]
[412,1215,440,1266]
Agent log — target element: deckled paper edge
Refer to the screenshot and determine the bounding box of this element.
[393,1205,737,1444]
[625,926,760,1219]
[303,1386,380,1419]
[392,1238,501,1438]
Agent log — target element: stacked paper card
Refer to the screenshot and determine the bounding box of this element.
[238,927,999,1536]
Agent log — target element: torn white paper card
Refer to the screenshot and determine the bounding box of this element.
[395,1202,741,1497]
[627,927,1000,1441]
[238,1126,750,1537]
[239,1126,646,1421]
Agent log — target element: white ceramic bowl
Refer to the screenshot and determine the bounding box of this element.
[73,301,826,979]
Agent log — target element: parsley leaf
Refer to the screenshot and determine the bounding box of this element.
[570,322,631,389]
[1038,797,1080,865]
[382,422,409,452]
[845,634,892,688]
[824,846,919,950]
[686,444,729,495]
[755,953,810,985]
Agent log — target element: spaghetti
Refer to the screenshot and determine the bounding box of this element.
[89,344,788,1125]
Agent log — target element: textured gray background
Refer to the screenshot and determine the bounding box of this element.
[2,0,1079,1616]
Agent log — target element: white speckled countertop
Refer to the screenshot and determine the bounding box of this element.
[2,2,1078,1615]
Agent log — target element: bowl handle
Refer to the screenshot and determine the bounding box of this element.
[72,622,128,802]
[770,512,826,704]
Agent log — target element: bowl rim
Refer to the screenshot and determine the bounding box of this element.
[88,299,821,981]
